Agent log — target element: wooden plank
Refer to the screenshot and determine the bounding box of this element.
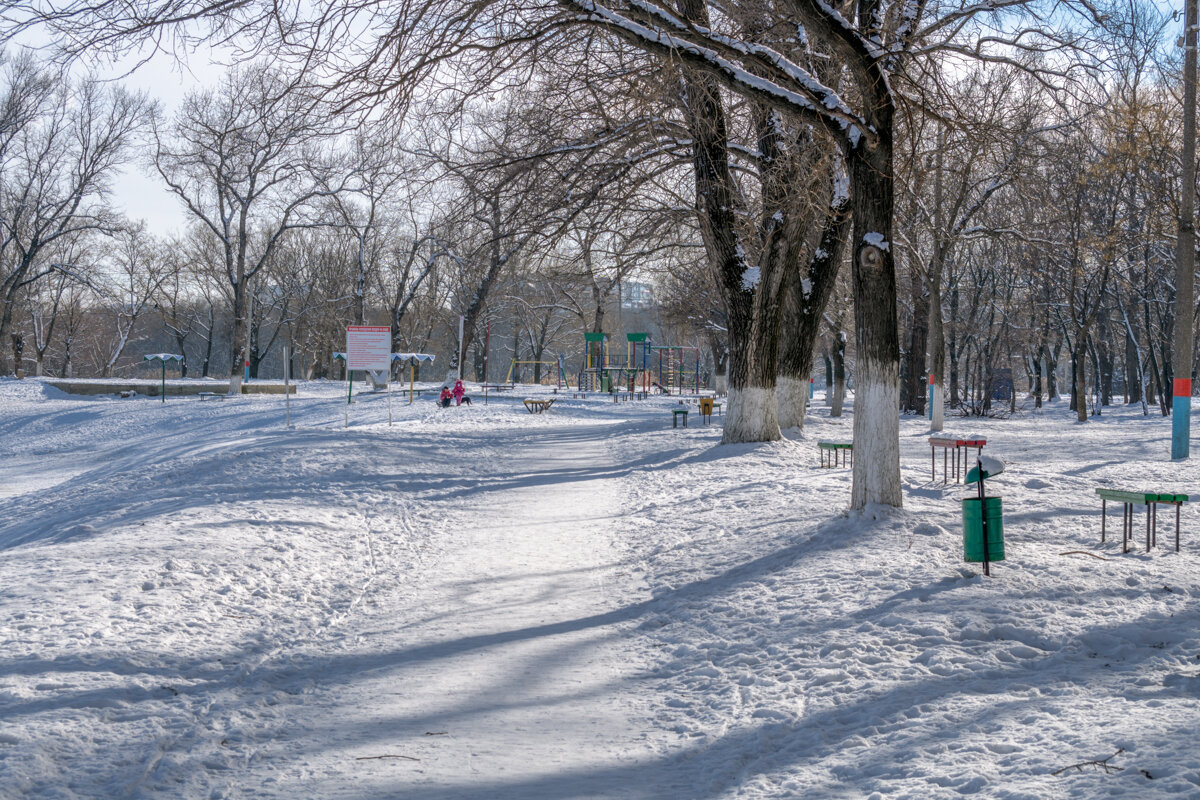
[1095,489,1155,505]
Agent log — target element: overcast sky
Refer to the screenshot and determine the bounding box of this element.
[99,45,225,238]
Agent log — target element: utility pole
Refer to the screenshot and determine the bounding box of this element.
[1174,0,1198,459]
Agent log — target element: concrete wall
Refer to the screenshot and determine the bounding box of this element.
[43,380,296,396]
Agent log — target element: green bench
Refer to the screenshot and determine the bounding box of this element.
[671,408,689,428]
[1097,489,1189,553]
[817,441,853,468]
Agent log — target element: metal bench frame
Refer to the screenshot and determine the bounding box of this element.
[1097,489,1188,553]
[929,437,986,484]
[817,441,853,468]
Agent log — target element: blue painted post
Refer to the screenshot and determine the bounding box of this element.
[809,378,814,399]
[1173,379,1191,459]
[928,373,935,420]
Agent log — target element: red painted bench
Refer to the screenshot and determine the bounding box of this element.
[929,437,986,484]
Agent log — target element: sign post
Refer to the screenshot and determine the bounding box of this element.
[457,315,464,381]
[346,326,391,428]
[283,345,292,429]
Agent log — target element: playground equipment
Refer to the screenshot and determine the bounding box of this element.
[649,343,702,395]
[579,332,648,392]
[577,332,703,394]
[505,357,568,389]
[392,352,436,404]
[143,353,184,403]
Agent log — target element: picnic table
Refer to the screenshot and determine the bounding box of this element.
[817,441,853,468]
[929,437,986,484]
[1097,489,1189,553]
[523,398,556,414]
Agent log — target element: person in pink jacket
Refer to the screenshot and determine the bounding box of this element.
[452,379,466,406]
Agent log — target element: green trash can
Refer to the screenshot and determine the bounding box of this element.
[962,496,1005,562]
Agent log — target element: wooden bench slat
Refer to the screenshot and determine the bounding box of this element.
[1096,489,1157,505]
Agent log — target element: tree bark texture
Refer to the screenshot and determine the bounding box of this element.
[848,128,902,509]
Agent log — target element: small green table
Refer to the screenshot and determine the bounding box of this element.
[1097,489,1189,553]
[817,441,853,468]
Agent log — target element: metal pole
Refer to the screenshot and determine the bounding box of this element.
[978,459,990,576]
[409,360,414,405]
[161,360,166,403]
[345,369,353,428]
[457,315,464,381]
[1175,0,1198,459]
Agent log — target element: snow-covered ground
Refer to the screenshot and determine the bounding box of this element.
[2,378,1199,798]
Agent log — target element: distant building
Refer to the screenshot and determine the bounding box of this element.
[621,281,653,309]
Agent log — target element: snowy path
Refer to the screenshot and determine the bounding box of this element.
[0,383,688,799]
[266,423,677,798]
[5,379,1200,798]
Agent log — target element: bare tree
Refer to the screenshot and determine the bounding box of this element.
[94,220,167,375]
[153,64,342,392]
[0,65,146,373]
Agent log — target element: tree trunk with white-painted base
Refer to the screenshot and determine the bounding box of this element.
[777,181,850,430]
[848,126,902,510]
[929,277,946,431]
[775,376,809,431]
[676,20,787,444]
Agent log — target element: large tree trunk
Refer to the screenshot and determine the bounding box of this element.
[847,130,902,510]
[676,15,783,443]
[1046,340,1059,400]
[708,334,728,394]
[229,283,246,394]
[201,306,214,378]
[0,288,19,374]
[1125,327,1140,404]
[831,331,846,417]
[777,187,850,430]
[901,268,929,415]
[928,276,946,430]
[1073,337,1088,422]
[948,285,960,408]
[1030,351,1043,408]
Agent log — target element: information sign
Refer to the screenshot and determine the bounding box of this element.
[346,326,391,370]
